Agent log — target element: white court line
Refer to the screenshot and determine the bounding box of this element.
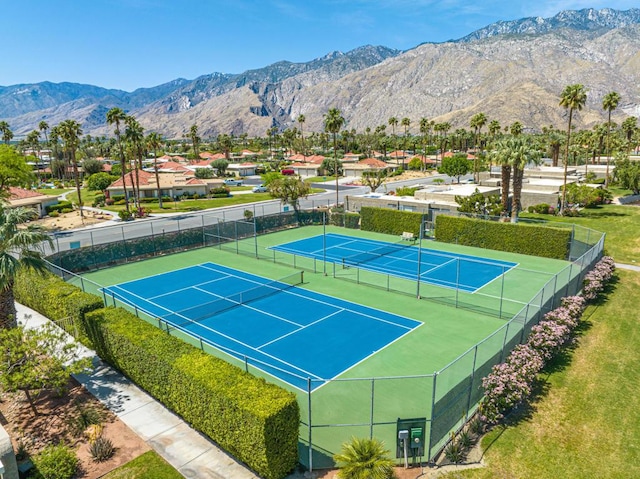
[311,321,424,393]
[149,275,231,300]
[256,309,344,350]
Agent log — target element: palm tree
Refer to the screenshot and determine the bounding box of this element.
[297,114,306,160]
[401,117,411,168]
[602,91,621,187]
[508,136,541,222]
[388,117,398,165]
[470,113,487,181]
[125,115,145,211]
[333,437,396,479]
[189,124,200,158]
[0,205,53,329]
[147,132,164,208]
[324,108,345,206]
[510,121,523,136]
[559,84,587,214]
[419,117,431,170]
[488,138,512,215]
[38,121,50,151]
[0,122,13,145]
[106,107,130,212]
[58,119,84,220]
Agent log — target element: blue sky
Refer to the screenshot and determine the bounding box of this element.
[2,1,637,91]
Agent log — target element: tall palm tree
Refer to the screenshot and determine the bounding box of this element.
[189,124,200,158]
[509,136,541,222]
[470,113,487,182]
[297,114,306,160]
[146,132,164,208]
[0,205,53,329]
[324,108,345,206]
[602,91,621,187]
[0,122,13,145]
[559,84,587,215]
[419,117,431,170]
[124,116,145,211]
[106,108,130,212]
[488,138,512,216]
[388,117,398,164]
[510,121,523,136]
[38,121,50,149]
[401,117,411,168]
[333,437,396,479]
[58,120,84,220]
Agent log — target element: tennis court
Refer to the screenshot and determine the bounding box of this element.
[101,262,421,391]
[270,233,517,293]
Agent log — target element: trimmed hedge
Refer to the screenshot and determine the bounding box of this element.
[435,215,571,260]
[14,269,103,323]
[360,207,423,236]
[85,307,299,479]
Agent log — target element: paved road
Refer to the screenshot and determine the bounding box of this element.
[48,174,450,255]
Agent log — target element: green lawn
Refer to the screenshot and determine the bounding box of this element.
[446,269,640,478]
[101,451,183,479]
[522,203,640,263]
[36,188,72,196]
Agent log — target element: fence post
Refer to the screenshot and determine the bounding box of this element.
[370,378,375,439]
[308,378,313,473]
[427,372,438,464]
[466,346,479,420]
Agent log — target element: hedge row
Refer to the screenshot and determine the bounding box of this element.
[49,227,206,273]
[84,308,299,479]
[14,271,300,479]
[14,269,103,343]
[435,215,571,260]
[360,207,423,236]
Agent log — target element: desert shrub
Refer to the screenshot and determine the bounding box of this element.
[31,443,78,479]
[118,210,133,221]
[89,435,115,462]
[67,402,104,437]
[49,210,59,218]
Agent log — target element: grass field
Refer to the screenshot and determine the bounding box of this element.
[101,451,183,479]
[79,224,577,466]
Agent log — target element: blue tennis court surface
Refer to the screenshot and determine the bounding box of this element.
[270,233,517,293]
[102,263,420,391]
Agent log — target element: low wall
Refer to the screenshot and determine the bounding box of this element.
[0,425,18,479]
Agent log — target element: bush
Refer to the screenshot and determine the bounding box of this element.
[360,207,422,236]
[45,200,73,214]
[118,210,133,221]
[49,210,59,218]
[92,194,106,207]
[31,443,78,479]
[105,198,115,205]
[84,307,299,479]
[60,208,73,214]
[527,203,551,214]
[435,215,571,260]
[89,435,115,462]
[114,199,127,205]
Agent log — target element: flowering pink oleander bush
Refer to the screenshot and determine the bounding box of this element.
[582,256,615,301]
[480,257,614,424]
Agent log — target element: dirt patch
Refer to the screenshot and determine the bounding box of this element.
[32,210,113,231]
[0,377,150,478]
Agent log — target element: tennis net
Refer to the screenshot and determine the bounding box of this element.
[342,242,412,268]
[160,271,303,329]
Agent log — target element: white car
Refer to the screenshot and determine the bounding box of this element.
[223,178,243,186]
[252,185,268,193]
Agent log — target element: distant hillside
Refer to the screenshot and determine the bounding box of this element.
[1,8,639,139]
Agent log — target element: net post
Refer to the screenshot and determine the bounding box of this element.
[455,258,461,308]
[253,213,258,258]
[370,378,375,439]
[300,271,304,284]
[323,211,327,276]
[499,265,506,318]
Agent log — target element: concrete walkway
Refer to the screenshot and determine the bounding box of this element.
[616,262,640,272]
[15,303,260,479]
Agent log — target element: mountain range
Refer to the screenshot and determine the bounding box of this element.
[1,7,639,139]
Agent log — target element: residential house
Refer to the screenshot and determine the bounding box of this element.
[6,187,59,218]
[106,170,224,199]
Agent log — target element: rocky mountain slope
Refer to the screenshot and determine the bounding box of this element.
[1,8,639,139]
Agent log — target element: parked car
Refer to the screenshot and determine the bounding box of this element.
[252,184,268,193]
[223,178,243,186]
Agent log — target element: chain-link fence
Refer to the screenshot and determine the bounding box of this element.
[45,209,605,470]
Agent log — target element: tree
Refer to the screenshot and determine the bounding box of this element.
[0,145,35,196]
[419,117,432,169]
[559,84,587,214]
[614,153,640,195]
[106,107,130,212]
[58,119,84,220]
[124,115,145,211]
[217,134,233,161]
[488,138,512,215]
[211,158,229,177]
[388,117,398,163]
[39,120,50,146]
[333,437,396,479]
[146,132,164,208]
[361,170,387,193]
[507,136,541,222]
[0,322,91,415]
[456,188,502,217]
[470,112,487,181]
[0,206,52,329]
[189,124,200,158]
[439,153,471,183]
[602,91,621,187]
[86,172,116,193]
[82,158,104,176]
[320,157,342,176]
[324,108,346,206]
[268,176,311,214]
[194,167,214,179]
[0,121,13,145]
[297,114,306,159]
